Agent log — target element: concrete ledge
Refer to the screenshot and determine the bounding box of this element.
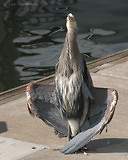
[0,137,47,160]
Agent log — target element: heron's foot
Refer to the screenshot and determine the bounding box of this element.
[81,146,88,155]
[75,146,88,155]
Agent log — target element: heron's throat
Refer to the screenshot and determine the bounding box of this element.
[66,30,77,59]
[67,36,72,60]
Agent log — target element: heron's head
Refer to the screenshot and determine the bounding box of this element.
[66,13,78,31]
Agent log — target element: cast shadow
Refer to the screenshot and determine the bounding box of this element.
[87,138,128,153]
[0,121,8,134]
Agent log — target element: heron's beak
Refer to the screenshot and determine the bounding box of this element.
[67,15,72,21]
[66,13,78,31]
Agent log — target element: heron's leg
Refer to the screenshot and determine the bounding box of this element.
[68,124,73,141]
[68,119,81,141]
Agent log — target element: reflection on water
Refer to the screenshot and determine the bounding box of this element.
[0,0,128,92]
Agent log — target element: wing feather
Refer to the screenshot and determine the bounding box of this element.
[26,83,118,154]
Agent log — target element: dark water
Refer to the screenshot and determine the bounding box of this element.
[0,0,128,92]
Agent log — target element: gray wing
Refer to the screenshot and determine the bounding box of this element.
[26,83,68,137]
[26,83,118,153]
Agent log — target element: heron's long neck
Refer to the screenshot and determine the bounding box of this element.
[58,29,81,76]
[66,29,79,58]
[67,30,77,49]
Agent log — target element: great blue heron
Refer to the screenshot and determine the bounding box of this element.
[55,13,93,140]
[26,13,118,154]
